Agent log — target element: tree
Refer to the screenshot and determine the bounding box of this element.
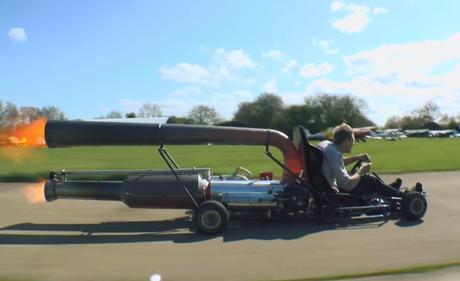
[233,102,255,125]
[40,106,66,120]
[125,112,137,118]
[276,104,318,137]
[385,116,401,129]
[105,111,123,119]
[1,102,20,128]
[400,116,424,130]
[384,101,442,130]
[447,119,458,130]
[19,106,41,124]
[413,101,440,124]
[187,105,223,125]
[138,103,162,117]
[303,94,374,131]
[166,115,195,124]
[233,93,284,128]
[0,100,4,128]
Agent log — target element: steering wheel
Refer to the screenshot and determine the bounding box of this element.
[350,159,362,175]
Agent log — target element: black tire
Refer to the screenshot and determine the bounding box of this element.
[402,191,427,220]
[194,200,229,235]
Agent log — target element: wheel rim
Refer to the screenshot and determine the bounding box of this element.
[410,197,425,216]
[201,210,221,229]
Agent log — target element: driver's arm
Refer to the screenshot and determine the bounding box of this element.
[345,162,372,191]
[343,153,370,166]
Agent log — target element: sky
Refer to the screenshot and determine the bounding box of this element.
[1,0,460,125]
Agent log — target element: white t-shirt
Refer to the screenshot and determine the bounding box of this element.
[318,140,352,192]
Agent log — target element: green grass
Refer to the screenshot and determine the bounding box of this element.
[274,261,460,281]
[0,262,458,281]
[349,138,460,173]
[0,145,285,182]
[1,138,460,182]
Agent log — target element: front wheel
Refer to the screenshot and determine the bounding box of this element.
[194,200,229,235]
[402,192,427,220]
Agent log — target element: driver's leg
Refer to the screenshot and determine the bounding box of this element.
[351,175,400,197]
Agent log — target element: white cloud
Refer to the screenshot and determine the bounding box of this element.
[262,50,283,60]
[171,86,203,97]
[344,3,371,14]
[373,7,389,15]
[282,59,299,73]
[215,48,256,69]
[342,33,460,78]
[8,28,27,43]
[330,1,345,12]
[303,33,460,124]
[331,3,388,34]
[299,63,336,78]
[333,7,370,34]
[313,38,339,55]
[159,48,257,89]
[153,47,259,119]
[159,63,210,84]
[262,79,278,93]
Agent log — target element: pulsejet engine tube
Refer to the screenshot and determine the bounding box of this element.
[45,120,302,183]
[44,174,210,209]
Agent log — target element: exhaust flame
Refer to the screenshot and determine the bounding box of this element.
[23,180,46,204]
[150,274,161,281]
[0,118,47,163]
[0,118,47,147]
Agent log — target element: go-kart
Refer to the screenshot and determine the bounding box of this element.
[295,125,428,222]
[43,121,428,234]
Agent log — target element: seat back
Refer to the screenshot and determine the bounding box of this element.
[294,126,338,194]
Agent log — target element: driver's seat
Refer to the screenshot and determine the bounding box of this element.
[294,126,366,210]
[294,126,339,194]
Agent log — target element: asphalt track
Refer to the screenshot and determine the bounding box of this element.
[0,171,459,281]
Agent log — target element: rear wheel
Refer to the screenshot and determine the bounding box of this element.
[402,192,427,220]
[194,200,229,234]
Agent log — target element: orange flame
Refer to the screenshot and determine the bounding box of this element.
[1,118,47,148]
[23,180,46,204]
[0,118,47,163]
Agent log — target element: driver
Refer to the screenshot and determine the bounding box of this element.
[318,123,401,197]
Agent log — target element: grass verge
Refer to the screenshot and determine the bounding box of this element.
[274,261,460,281]
[1,138,460,182]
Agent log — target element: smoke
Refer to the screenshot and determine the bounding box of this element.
[23,180,46,204]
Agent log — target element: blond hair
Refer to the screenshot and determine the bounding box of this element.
[333,123,353,145]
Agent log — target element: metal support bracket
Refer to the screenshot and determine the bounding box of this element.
[158,145,199,208]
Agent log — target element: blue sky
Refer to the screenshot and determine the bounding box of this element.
[2,0,460,125]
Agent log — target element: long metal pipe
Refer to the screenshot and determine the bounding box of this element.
[45,121,301,183]
[44,174,209,209]
[45,180,123,202]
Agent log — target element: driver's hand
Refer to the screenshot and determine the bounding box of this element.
[359,162,372,175]
[361,153,371,162]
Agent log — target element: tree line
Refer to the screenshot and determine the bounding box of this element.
[385,101,459,130]
[232,93,375,135]
[2,94,457,136]
[0,100,65,129]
